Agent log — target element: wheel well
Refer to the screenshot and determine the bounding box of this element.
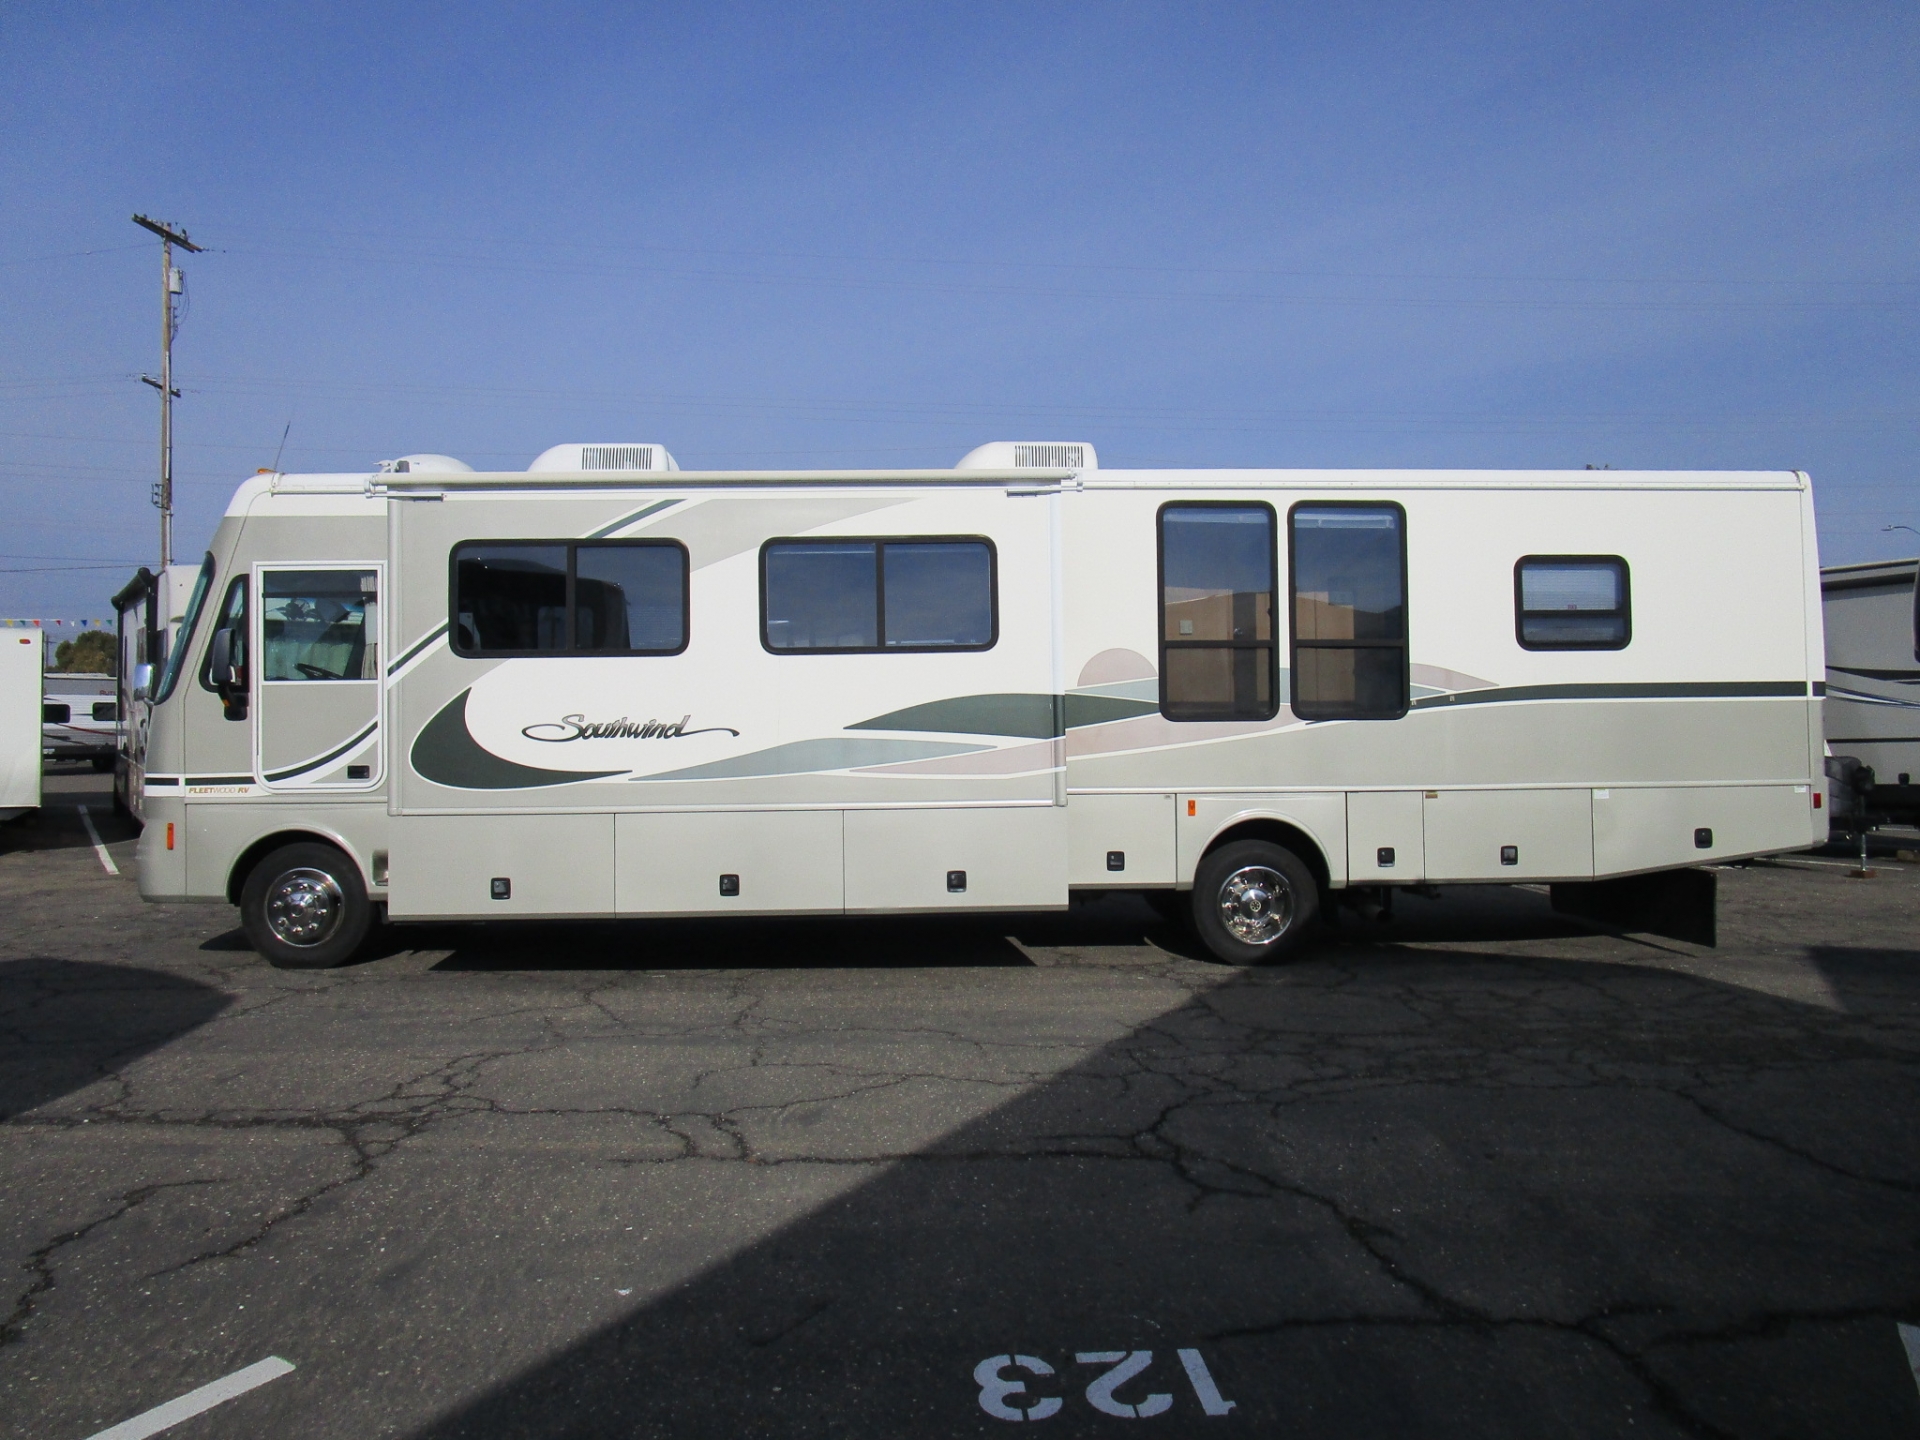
[1201,819,1331,897]
[226,830,359,905]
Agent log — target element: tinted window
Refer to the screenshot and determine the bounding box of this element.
[43,703,70,724]
[1159,505,1277,720]
[262,570,378,681]
[1516,557,1629,649]
[575,544,687,652]
[1289,504,1407,720]
[454,545,567,653]
[884,543,994,647]
[764,543,878,650]
[92,701,118,721]
[762,539,995,652]
[452,541,687,657]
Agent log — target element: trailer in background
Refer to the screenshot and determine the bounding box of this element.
[42,673,119,769]
[0,631,42,822]
[1822,556,1920,829]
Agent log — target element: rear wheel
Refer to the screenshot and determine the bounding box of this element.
[1190,840,1319,965]
[239,842,373,969]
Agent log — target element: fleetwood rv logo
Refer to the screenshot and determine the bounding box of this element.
[521,714,741,743]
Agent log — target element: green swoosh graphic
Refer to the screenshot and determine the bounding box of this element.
[411,689,625,789]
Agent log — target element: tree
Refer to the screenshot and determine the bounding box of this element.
[52,630,116,675]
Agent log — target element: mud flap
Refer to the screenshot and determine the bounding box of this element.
[1550,867,1716,947]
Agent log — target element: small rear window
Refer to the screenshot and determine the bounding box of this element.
[1515,556,1630,649]
[43,702,70,724]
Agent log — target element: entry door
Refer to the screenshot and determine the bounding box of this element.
[253,565,384,790]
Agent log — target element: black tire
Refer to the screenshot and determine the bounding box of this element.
[90,755,114,772]
[1190,840,1320,965]
[239,842,374,969]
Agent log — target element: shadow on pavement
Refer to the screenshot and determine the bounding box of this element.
[0,958,230,1119]
[404,938,1920,1440]
[421,913,1039,971]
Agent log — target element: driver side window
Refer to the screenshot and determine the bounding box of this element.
[262,571,379,681]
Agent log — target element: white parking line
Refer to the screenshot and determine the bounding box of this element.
[76,806,118,876]
[81,1356,294,1440]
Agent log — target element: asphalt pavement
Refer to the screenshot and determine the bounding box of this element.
[3,768,1918,1439]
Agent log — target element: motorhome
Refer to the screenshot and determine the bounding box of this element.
[1821,556,1920,827]
[114,564,201,818]
[135,443,1827,967]
[0,630,41,822]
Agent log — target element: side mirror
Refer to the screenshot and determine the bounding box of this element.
[208,627,248,721]
[131,662,153,700]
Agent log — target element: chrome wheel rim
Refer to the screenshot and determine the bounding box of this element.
[264,867,344,947]
[1216,864,1293,945]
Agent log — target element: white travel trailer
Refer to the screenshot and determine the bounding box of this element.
[1821,556,1920,827]
[0,630,42,821]
[136,444,1827,967]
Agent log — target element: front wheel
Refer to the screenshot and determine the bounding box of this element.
[1191,840,1320,965]
[239,842,374,969]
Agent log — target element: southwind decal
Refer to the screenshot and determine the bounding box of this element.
[522,714,741,742]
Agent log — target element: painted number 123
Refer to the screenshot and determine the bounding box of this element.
[974,1349,1236,1421]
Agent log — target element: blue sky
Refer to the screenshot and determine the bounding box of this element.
[2,2,1915,618]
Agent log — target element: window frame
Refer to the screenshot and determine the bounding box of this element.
[757,535,999,655]
[1286,498,1410,722]
[1156,500,1281,723]
[1513,554,1632,652]
[448,538,691,659]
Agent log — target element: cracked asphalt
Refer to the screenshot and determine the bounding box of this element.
[3,770,1919,1438]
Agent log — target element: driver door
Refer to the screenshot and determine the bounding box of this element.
[253,564,384,790]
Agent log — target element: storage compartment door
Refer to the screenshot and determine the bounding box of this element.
[1593,785,1814,874]
[845,806,1067,912]
[1068,793,1176,887]
[1423,788,1593,882]
[388,813,614,919]
[1347,791,1426,882]
[616,810,843,916]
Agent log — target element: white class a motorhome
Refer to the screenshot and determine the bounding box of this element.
[1820,556,1920,827]
[134,442,1828,967]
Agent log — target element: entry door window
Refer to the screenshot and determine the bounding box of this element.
[261,571,379,681]
[1158,504,1278,720]
[1289,503,1407,720]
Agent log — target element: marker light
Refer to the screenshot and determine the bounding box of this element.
[166,822,175,850]
[1187,800,1197,817]
[1813,792,1823,809]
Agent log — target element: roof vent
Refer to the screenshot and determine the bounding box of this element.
[583,445,653,471]
[955,441,1097,472]
[377,453,473,475]
[528,443,681,473]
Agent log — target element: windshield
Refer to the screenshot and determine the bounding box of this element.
[152,553,215,703]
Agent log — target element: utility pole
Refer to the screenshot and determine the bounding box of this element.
[131,215,202,570]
